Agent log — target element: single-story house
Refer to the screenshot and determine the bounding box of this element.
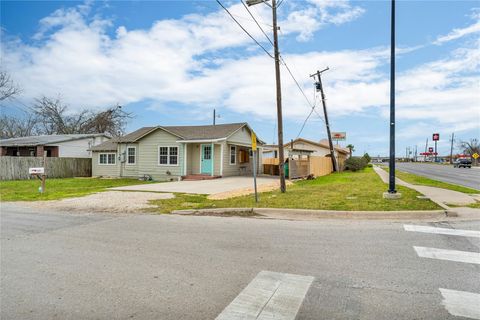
[263,137,350,168]
[0,134,110,158]
[90,123,264,180]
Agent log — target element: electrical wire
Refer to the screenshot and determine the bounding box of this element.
[280,55,326,124]
[216,0,274,59]
[240,0,274,46]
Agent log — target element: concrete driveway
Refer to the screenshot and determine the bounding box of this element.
[111,176,279,195]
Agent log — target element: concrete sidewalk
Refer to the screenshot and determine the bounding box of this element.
[373,166,477,207]
[111,176,278,195]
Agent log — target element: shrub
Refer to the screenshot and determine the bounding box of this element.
[363,153,371,163]
[345,156,368,171]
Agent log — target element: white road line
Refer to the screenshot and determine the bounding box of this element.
[440,288,480,319]
[414,246,480,264]
[404,224,480,238]
[216,270,314,320]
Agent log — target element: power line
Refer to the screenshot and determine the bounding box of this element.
[296,89,319,138]
[216,0,274,59]
[240,0,274,46]
[280,55,325,124]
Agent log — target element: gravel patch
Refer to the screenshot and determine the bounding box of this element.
[13,191,174,214]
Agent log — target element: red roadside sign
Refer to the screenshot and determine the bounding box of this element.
[433,133,440,141]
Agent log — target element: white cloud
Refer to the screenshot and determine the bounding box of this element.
[434,17,480,45]
[1,1,478,137]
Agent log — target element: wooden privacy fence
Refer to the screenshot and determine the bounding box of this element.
[0,157,92,180]
[262,156,333,178]
[309,156,333,177]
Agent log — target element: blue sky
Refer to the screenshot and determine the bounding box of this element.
[1,0,479,157]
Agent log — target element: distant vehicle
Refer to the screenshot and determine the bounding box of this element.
[453,159,472,168]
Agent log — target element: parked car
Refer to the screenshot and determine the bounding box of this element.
[453,159,472,168]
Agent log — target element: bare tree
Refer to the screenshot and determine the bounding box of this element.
[458,138,479,165]
[0,71,21,101]
[0,112,40,138]
[33,96,132,136]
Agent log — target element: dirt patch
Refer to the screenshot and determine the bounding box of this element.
[208,180,293,200]
[14,191,175,214]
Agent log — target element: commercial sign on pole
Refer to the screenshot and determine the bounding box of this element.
[428,147,434,153]
[331,132,346,141]
[432,133,440,141]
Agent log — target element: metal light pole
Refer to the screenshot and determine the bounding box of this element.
[388,0,397,194]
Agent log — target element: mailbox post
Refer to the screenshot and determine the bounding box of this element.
[29,167,46,193]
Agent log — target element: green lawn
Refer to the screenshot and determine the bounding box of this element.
[0,178,151,201]
[382,167,479,194]
[149,167,441,213]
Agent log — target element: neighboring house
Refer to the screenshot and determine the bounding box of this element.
[263,137,350,166]
[0,134,110,158]
[90,123,264,180]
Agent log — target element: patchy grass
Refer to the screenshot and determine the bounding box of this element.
[149,168,440,213]
[382,167,479,194]
[0,178,152,201]
[447,201,480,209]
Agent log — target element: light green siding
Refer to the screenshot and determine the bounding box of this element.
[136,129,184,180]
[228,126,252,145]
[189,144,200,174]
[118,143,139,177]
[92,151,120,177]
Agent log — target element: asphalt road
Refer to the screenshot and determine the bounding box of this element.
[396,162,480,190]
[1,205,479,319]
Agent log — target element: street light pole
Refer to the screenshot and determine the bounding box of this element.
[388,0,396,194]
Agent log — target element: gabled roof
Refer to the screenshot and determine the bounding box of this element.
[263,137,350,155]
[90,123,263,151]
[163,123,246,140]
[0,133,109,147]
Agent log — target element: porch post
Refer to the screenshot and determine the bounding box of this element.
[220,143,224,176]
[183,143,187,176]
[211,143,214,177]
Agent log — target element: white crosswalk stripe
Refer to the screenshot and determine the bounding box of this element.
[216,270,313,320]
[439,289,480,320]
[404,224,480,238]
[413,246,480,264]
[406,224,480,319]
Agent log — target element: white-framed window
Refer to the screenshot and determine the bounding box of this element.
[127,146,136,165]
[99,153,116,165]
[158,146,179,166]
[230,145,236,165]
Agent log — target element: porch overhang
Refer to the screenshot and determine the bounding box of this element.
[176,138,227,143]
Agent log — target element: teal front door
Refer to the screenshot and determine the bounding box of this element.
[201,144,212,174]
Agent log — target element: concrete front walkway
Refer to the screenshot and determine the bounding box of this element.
[111,176,279,195]
[373,166,476,207]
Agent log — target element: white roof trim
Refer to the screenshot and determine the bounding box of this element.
[176,138,227,143]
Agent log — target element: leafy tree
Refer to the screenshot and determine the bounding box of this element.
[346,144,355,157]
[363,153,371,163]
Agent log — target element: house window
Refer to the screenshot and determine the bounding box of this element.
[230,146,236,165]
[99,153,116,165]
[158,146,178,166]
[127,147,136,164]
[239,149,250,164]
[203,145,211,160]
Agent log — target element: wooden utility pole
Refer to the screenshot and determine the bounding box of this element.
[272,0,286,192]
[310,68,338,172]
[213,109,216,126]
[449,133,455,164]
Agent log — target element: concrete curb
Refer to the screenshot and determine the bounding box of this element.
[171,207,452,220]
